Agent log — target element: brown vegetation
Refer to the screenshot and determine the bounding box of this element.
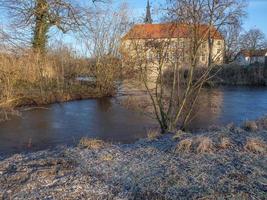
[244,138,267,154]
[175,138,193,153]
[176,136,215,154]
[243,120,258,132]
[0,1,130,122]
[212,64,267,86]
[172,130,190,140]
[255,117,267,130]
[219,137,233,149]
[79,138,106,150]
[163,63,267,87]
[147,129,161,140]
[195,136,214,154]
[176,133,239,154]
[0,49,120,121]
[100,153,114,161]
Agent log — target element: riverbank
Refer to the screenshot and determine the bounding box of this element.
[211,64,267,86]
[0,118,266,199]
[0,86,110,122]
[0,51,118,122]
[163,64,267,87]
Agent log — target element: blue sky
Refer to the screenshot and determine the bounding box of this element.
[244,0,267,35]
[121,0,267,35]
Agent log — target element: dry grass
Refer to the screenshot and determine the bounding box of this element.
[175,138,193,153]
[256,117,267,130]
[172,130,189,140]
[100,154,114,161]
[260,118,267,129]
[196,137,214,154]
[0,50,91,108]
[219,137,232,149]
[244,138,267,154]
[176,136,215,154]
[243,121,258,132]
[0,49,119,118]
[147,129,161,140]
[79,138,105,149]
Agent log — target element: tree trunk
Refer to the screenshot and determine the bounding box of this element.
[32,0,50,53]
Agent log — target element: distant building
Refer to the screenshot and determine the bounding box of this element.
[235,49,267,65]
[121,23,225,67]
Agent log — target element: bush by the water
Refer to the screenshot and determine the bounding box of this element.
[212,63,267,86]
[0,50,120,121]
[163,63,267,87]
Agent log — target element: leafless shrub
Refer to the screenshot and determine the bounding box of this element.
[93,55,120,96]
[78,138,105,149]
[122,0,246,133]
[81,3,131,95]
[244,138,267,154]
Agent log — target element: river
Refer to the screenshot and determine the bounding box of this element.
[0,86,267,156]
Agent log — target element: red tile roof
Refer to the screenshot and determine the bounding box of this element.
[123,23,224,40]
[240,49,267,57]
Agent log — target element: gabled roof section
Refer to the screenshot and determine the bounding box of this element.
[123,23,224,40]
[239,49,267,57]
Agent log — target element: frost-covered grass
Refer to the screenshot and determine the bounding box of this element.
[0,118,266,199]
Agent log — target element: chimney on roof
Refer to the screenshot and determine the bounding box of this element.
[144,0,153,24]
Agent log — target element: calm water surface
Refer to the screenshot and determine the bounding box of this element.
[0,86,267,155]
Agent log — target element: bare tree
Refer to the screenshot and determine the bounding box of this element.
[0,0,104,53]
[82,3,131,58]
[122,24,221,132]
[166,0,246,66]
[122,0,246,132]
[222,24,242,63]
[204,0,246,66]
[240,28,267,50]
[81,2,132,95]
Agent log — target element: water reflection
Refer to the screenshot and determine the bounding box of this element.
[189,87,267,129]
[189,89,224,129]
[97,98,112,112]
[0,86,267,156]
[0,99,156,156]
